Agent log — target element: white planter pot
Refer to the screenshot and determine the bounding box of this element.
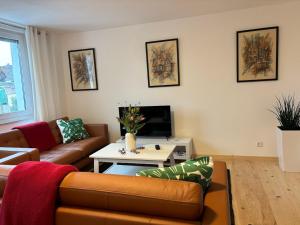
[125,133,136,152]
[276,127,300,172]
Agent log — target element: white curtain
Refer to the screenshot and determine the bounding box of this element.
[25,26,63,121]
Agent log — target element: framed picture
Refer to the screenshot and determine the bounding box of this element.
[237,27,279,82]
[68,48,98,91]
[145,38,180,87]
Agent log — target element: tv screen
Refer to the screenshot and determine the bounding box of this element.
[119,105,171,137]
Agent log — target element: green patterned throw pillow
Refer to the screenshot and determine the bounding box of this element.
[136,156,214,191]
[56,118,90,143]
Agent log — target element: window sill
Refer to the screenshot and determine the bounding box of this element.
[0,119,35,132]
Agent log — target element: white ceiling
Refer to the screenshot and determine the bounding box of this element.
[0,0,299,32]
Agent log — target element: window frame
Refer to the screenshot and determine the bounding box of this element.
[0,28,33,124]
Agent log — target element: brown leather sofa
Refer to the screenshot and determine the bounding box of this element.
[0,161,231,225]
[0,117,109,169]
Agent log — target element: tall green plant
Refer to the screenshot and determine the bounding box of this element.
[117,105,145,134]
[271,95,300,130]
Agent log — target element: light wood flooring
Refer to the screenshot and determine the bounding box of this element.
[214,156,300,225]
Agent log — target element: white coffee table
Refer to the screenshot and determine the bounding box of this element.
[90,143,176,173]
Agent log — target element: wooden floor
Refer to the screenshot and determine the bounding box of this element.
[214,156,300,225]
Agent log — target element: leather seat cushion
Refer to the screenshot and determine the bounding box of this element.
[40,149,82,165]
[56,207,201,225]
[51,137,106,158]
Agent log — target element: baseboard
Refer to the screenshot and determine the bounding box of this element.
[196,154,277,161]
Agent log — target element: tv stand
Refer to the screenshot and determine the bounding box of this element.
[116,137,193,160]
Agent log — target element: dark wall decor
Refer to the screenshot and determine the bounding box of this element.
[237,27,279,82]
[145,38,180,87]
[68,48,98,91]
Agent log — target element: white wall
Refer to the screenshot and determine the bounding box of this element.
[57,2,300,157]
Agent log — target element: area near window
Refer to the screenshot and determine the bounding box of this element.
[0,27,33,124]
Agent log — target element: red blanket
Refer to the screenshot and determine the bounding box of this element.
[14,121,57,151]
[0,161,77,225]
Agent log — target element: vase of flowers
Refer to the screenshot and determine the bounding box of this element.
[117,105,145,152]
[124,133,136,152]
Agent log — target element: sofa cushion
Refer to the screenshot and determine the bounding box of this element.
[59,172,203,220]
[40,149,82,165]
[51,137,106,158]
[0,130,29,148]
[57,119,90,144]
[137,156,214,191]
[48,117,68,145]
[56,207,202,225]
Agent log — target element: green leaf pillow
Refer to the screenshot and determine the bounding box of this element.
[56,118,90,143]
[136,156,214,191]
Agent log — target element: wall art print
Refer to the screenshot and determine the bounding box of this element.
[68,48,98,91]
[145,38,180,87]
[237,27,279,82]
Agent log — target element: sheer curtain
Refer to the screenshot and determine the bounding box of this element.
[25,26,63,121]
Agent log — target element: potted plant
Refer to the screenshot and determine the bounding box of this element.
[271,95,300,172]
[117,105,145,152]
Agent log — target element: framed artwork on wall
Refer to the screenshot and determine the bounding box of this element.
[237,26,279,82]
[68,48,98,91]
[145,38,180,87]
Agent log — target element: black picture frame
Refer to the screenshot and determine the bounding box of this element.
[145,38,180,88]
[237,26,279,82]
[68,48,98,91]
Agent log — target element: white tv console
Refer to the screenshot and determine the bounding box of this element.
[116,137,193,160]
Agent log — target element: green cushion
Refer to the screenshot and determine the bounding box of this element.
[136,156,214,191]
[56,118,90,143]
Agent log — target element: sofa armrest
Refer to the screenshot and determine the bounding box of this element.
[0,147,40,162]
[201,161,231,225]
[0,152,30,165]
[85,124,109,144]
[0,165,14,198]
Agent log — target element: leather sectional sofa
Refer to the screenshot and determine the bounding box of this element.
[0,161,231,225]
[0,117,109,169]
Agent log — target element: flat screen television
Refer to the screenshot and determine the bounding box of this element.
[119,105,172,137]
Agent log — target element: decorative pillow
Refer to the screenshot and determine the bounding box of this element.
[136,156,214,191]
[56,118,90,143]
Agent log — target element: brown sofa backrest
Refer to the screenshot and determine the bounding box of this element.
[0,130,29,148]
[0,117,67,148]
[59,172,203,221]
[48,117,69,145]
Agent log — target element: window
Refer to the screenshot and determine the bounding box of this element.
[0,27,33,124]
